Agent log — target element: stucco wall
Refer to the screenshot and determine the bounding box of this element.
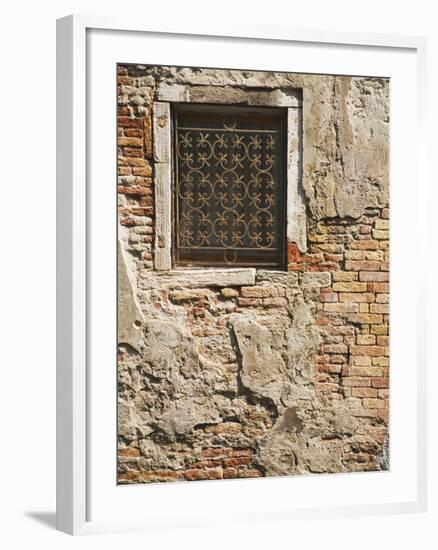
[117,64,390,483]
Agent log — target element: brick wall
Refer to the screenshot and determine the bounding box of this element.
[117,65,390,483]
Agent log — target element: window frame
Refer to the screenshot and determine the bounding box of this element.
[152,83,305,276]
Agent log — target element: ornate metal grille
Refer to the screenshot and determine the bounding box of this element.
[174,106,286,268]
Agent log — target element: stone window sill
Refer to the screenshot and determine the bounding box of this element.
[144,268,256,289]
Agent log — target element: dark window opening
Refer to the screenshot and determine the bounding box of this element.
[173,104,287,269]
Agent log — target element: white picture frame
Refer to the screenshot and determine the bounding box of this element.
[56,14,428,535]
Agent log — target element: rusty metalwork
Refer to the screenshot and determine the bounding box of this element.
[173,106,286,267]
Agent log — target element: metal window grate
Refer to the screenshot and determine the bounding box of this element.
[173,105,286,268]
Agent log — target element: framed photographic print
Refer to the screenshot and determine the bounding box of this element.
[56,15,427,535]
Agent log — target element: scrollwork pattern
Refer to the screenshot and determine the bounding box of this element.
[176,115,282,264]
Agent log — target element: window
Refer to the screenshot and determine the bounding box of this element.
[173,105,287,268]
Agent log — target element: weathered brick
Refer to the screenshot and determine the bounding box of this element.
[370,303,389,314]
[350,239,379,250]
[371,377,389,389]
[345,260,381,271]
[185,467,223,481]
[348,313,383,324]
[356,334,376,345]
[370,324,388,335]
[352,387,378,398]
[332,271,358,282]
[359,271,389,282]
[348,366,383,377]
[241,286,273,298]
[351,356,371,366]
[339,292,375,303]
[363,398,385,409]
[323,344,348,354]
[320,290,338,303]
[238,298,262,307]
[118,447,141,458]
[372,229,389,240]
[324,303,359,313]
[342,377,372,387]
[370,283,389,293]
[374,219,389,230]
[118,137,144,147]
[263,297,288,306]
[332,282,367,292]
[372,356,389,366]
[350,345,386,357]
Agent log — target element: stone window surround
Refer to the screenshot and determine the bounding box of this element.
[152,81,306,287]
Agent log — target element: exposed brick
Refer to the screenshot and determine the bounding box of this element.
[351,356,371,366]
[350,345,386,357]
[356,334,376,345]
[370,304,389,314]
[359,271,389,282]
[352,388,378,398]
[117,67,390,485]
[345,260,381,271]
[320,290,339,303]
[339,292,375,303]
[372,356,389,366]
[332,271,358,282]
[348,313,383,324]
[370,324,388,335]
[372,229,389,240]
[332,282,367,292]
[185,467,223,481]
[371,377,389,389]
[324,303,359,313]
[342,377,372,387]
[374,219,389,230]
[118,137,144,147]
[363,398,385,409]
[350,239,379,250]
[323,344,349,354]
[241,286,273,298]
[238,298,262,307]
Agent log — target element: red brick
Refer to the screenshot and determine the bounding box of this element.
[332,282,367,292]
[345,260,381,271]
[371,377,389,389]
[350,345,386,356]
[359,271,389,282]
[185,468,223,481]
[241,286,273,298]
[118,116,143,128]
[350,239,379,250]
[287,242,303,263]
